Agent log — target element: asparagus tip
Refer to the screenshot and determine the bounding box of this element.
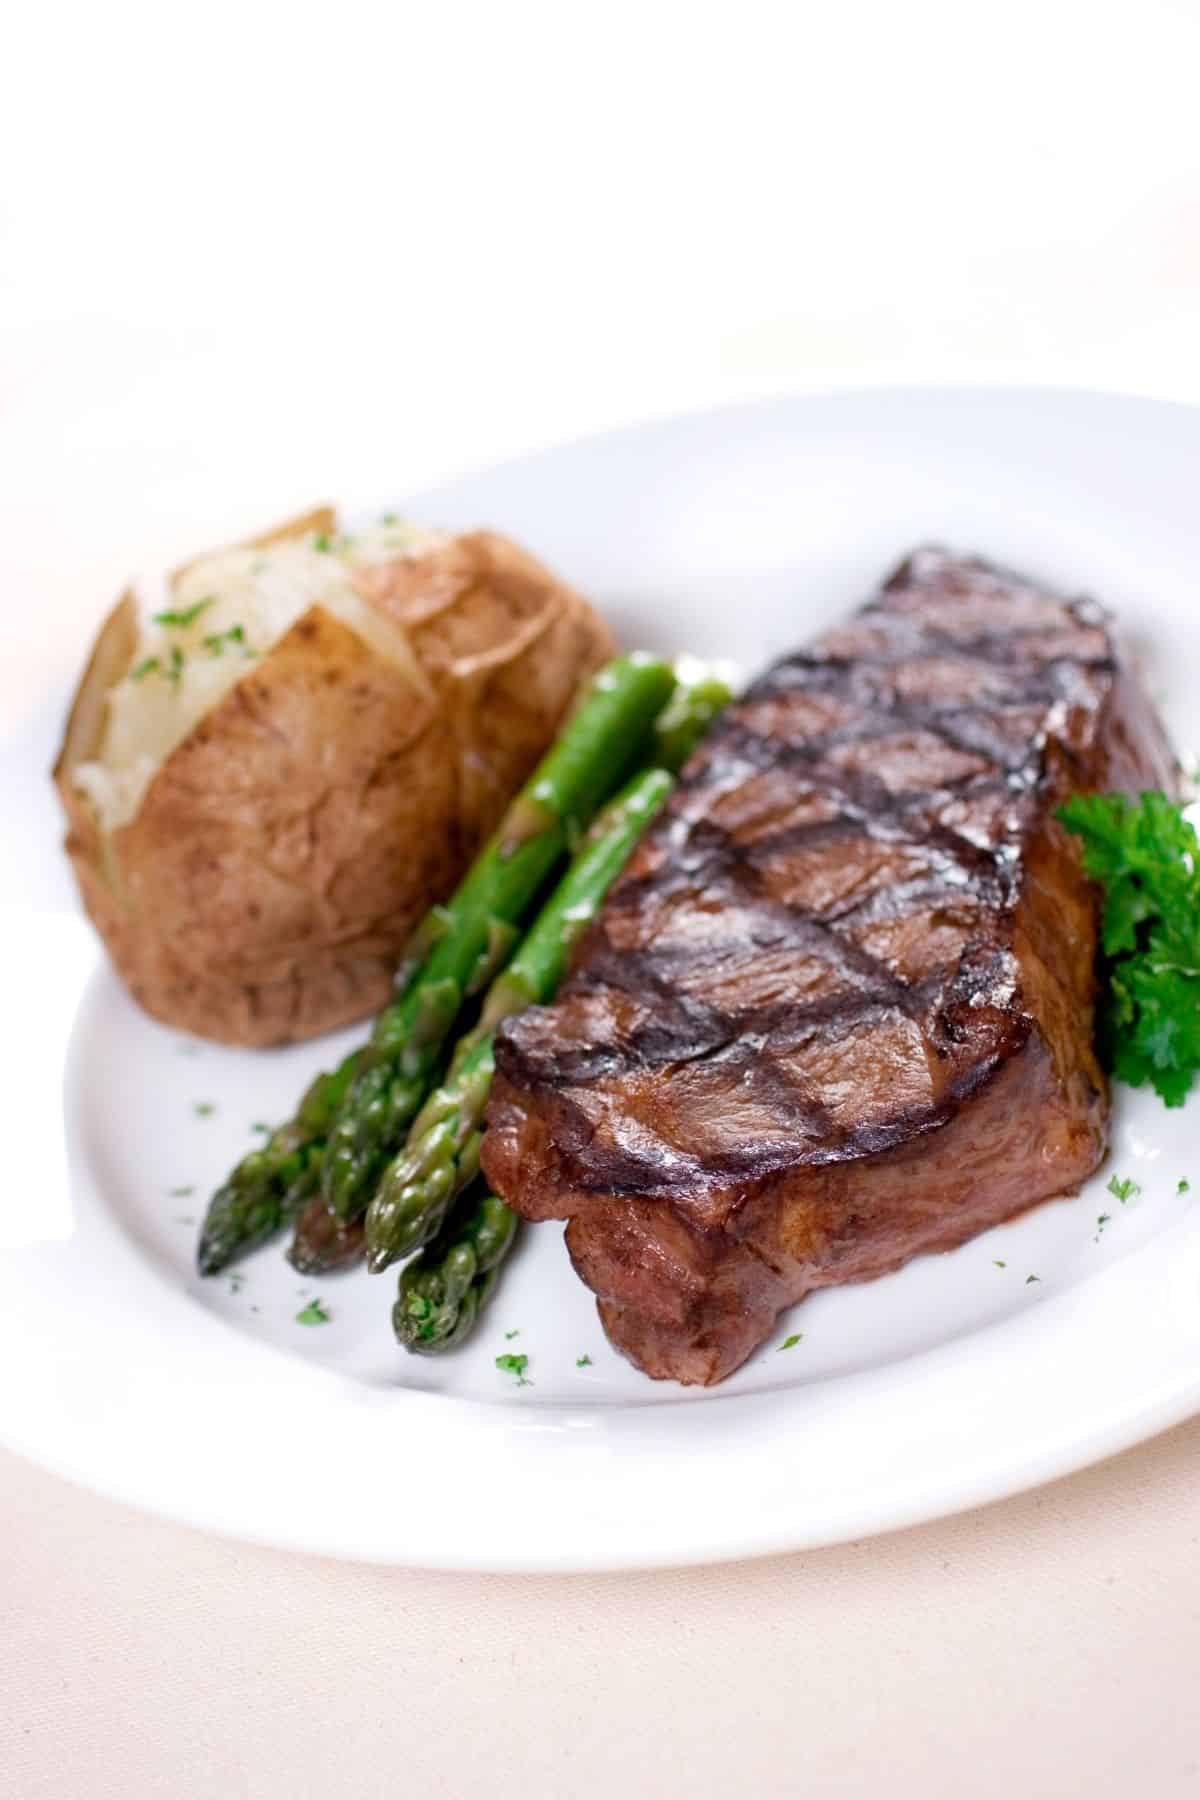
[195,1232,228,1277]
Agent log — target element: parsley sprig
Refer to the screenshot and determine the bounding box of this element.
[1059,791,1200,1106]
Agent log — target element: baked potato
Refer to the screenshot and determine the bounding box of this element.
[55,507,613,1046]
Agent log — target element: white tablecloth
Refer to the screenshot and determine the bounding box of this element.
[6,3,1200,1792]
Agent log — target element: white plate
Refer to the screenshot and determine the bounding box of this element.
[5,386,1200,1571]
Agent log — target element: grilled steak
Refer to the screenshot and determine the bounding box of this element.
[482,549,1177,1384]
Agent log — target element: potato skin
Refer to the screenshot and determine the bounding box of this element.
[55,525,614,1045]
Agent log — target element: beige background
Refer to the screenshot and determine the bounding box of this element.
[6,3,1200,1794]
[6,1425,1200,1799]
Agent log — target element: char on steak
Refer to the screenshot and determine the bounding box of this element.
[481,550,1176,1384]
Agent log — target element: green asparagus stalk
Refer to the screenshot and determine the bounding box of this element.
[393,1189,519,1353]
[365,766,675,1272]
[319,654,676,1222]
[195,1052,361,1275]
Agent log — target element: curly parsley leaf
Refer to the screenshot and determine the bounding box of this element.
[1059,791,1200,1107]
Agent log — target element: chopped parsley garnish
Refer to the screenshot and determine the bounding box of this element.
[381,512,398,525]
[1026,1274,1041,1284]
[1178,1179,1191,1195]
[576,1354,592,1367]
[296,1298,330,1325]
[1059,791,1200,1106]
[202,624,253,659]
[169,1184,195,1197]
[193,1101,215,1117]
[131,646,184,686]
[1107,1175,1140,1204]
[495,1352,531,1385]
[313,532,333,553]
[1095,1213,1112,1238]
[504,1329,520,1340]
[993,1259,1007,1268]
[153,597,214,629]
[229,1274,245,1295]
[250,1122,271,1136]
[778,1333,803,1351]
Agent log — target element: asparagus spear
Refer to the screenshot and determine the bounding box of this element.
[320,655,676,1221]
[365,765,675,1272]
[393,1189,519,1353]
[195,1053,361,1276]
